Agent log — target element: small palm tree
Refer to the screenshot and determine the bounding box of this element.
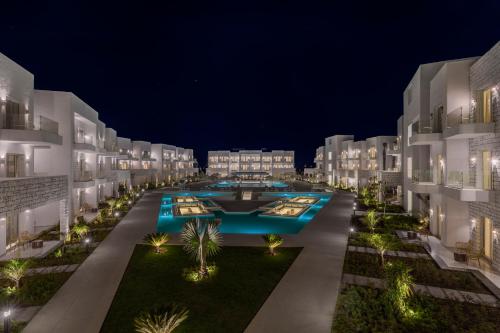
[144,233,170,254]
[364,210,379,233]
[134,304,189,333]
[182,218,222,277]
[72,223,90,241]
[1,259,30,289]
[262,234,284,256]
[367,233,390,266]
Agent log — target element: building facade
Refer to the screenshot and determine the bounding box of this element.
[0,52,197,256]
[207,150,295,178]
[403,42,500,270]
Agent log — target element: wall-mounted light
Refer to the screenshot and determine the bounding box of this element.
[470,157,477,164]
[429,208,434,217]
[491,159,498,167]
[493,229,499,243]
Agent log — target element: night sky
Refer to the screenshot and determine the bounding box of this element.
[1,1,499,170]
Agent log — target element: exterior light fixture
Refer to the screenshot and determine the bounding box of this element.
[128,200,132,205]
[3,308,11,333]
[349,227,355,233]
[114,212,120,217]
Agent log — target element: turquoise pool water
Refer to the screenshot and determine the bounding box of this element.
[209,180,288,188]
[157,192,331,234]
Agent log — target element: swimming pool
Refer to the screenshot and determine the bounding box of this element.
[209,180,289,188]
[157,192,331,234]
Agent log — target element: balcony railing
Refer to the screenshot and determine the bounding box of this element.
[446,171,477,189]
[446,107,472,127]
[411,169,434,183]
[38,115,59,134]
[75,135,94,145]
[74,170,93,182]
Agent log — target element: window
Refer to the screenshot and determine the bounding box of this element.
[328,152,332,160]
[328,163,332,172]
[407,157,412,179]
[482,217,493,260]
[406,84,413,105]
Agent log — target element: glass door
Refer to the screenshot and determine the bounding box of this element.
[483,89,492,123]
[482,151,492,190]
[482,217,493,260]
[6,212,19,249]
[437,205,443,238]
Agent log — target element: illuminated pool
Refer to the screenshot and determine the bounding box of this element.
[209,180,289,188]
[157,192,331,234]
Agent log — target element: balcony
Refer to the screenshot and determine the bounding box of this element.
[443,107,495,140]
[0,116,62,145]
[442,171,494,202]
[409,126,442,146]
[409,169,441,194]
[73,170,95,188]
[130,168,157,176]
[74,135,96,152]
[386,144,401,155]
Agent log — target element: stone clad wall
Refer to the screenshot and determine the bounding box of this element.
[0,175,68,215]
[468,42,500,270]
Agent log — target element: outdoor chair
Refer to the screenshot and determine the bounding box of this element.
[18,231,34,249]
[466,243,482,268]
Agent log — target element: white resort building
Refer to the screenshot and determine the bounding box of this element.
[0,52,197,257]
[309,41,500,273]
[402,42,500,270]
[207,150,295,178]
[310,134,402,195]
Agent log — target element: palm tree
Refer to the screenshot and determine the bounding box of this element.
[72,223,90,241]
[364,210,379,233]
[144,233,170,254]
[262,234,284,256]
[1,259,30,289]
[181,218,222,277]
[134,304,189,333]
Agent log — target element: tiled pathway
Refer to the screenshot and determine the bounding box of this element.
[348,245,430,259]
[343,273,499,307]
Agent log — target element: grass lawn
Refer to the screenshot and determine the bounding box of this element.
[332,285,500,333]
[101,245,302,333]
[349,232,426,253]
[344,252,490,294]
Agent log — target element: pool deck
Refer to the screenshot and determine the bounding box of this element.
[24,190,353,333]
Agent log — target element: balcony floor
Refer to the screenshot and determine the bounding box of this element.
[427,236,500,292]
[0,240,61,260]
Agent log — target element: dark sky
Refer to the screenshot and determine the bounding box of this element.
[1,1,499,169]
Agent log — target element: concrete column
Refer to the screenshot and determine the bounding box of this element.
[59,198,70,238]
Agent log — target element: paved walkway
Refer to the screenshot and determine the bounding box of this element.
[343,273,499,307]
[23,192,162,333]
[244,191,353,333]
[26,264,79,276]
[348,245,430,259]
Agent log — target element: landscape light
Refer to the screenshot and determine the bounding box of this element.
[114,212,120,217]
[349,227,355,233]
[3,308,11,333]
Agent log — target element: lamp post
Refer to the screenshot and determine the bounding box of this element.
[84,238,91,253]
[3,309,11,333]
